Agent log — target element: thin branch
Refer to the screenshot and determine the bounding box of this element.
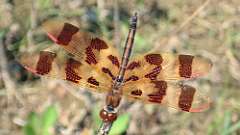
[0,35,24,105]
[97,4,122,133]
[97,0,107,21]
[97,122,113,135]
[113,0,120,47]
[174,0,211,34]
[226,49,240,81]
[26,0,37,48]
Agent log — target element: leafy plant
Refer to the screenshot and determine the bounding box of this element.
[208,110,240,135]
[221,111,240,135]
[23,105,58,135]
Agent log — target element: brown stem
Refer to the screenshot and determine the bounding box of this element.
[0,34,24,106]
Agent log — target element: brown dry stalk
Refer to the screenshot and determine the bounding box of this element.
[174,0,211,34]
[226,49,240,81]
[151,0,211,52]
[114,0,120,48]
[0,35,24,106]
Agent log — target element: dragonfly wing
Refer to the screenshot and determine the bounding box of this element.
[43,21,120,81]
[19,48,113,93]
[124,53,212,83]
[122,79,210,112]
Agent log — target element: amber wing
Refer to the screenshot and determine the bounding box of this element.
[122,53,212,112]
[122,79,210,112]
[124,53,212,83]
[19,21,122,93]
[43,21,121,81]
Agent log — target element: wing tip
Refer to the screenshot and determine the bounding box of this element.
[47,32,58,43]
[191,58,213,78]
[189,97,211,113]
[23,65,40,76]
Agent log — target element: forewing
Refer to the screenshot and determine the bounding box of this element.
[19,47,113,93]
[122,79,210,112]
[124,53,212,83]
[43,21,120,81]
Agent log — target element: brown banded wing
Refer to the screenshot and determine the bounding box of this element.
[124,53,212,83]
[19,21,122,93]
[19,48,113,93]
[122,53,212,112]
[43,21,121,82]
[122,79,210,112]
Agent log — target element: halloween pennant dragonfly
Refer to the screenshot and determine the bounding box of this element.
[19,13,212,127]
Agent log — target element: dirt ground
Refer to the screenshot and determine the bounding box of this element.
[0,0,240,135]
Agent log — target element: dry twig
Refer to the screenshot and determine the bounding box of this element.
[0,35,24,106]
[151,0,211,52]
[174,0,211,34]
[226,49,240,81]
[113,0,120,47]
[26,0,37,48]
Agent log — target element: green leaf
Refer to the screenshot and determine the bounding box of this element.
[92,107,102,129]
[109,113,130,135]
[207,113,224,135]
[134,33,149,53]
[41,105,58,130]
[42,129,51,135]
[23,124,36,135]
[37,0,52,10]
[22,106,58,135]
[23,112,41,135]
[222,111,232,135]
[0,30,5,38]
[227,121,240,134]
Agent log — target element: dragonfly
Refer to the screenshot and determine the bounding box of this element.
[19,13,212,134]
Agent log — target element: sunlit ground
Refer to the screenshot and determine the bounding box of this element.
[0,0,240,135]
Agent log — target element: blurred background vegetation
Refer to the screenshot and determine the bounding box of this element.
[0,0,240,134]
